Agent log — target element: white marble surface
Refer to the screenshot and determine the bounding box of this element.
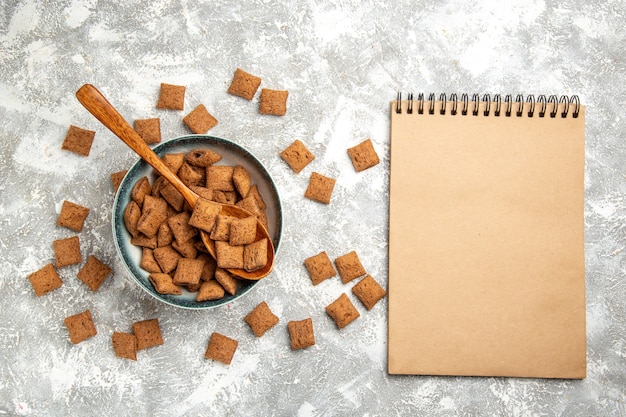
[1,0,625,415]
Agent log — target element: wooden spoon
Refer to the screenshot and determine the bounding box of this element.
[76,84,274,280]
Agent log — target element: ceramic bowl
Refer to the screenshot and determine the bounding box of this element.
[112,135,282,309]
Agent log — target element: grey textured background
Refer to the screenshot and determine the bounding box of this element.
[1,0,625,416]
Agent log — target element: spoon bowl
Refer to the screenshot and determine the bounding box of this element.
[76,84,276,281]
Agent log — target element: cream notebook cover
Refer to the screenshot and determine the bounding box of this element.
[388,93,586,378]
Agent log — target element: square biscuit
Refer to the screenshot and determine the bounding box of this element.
[280,139,315,174]
[204,332,238,365]
[156,83,186,110]
[162,153,186,174]
[131,233,157,249]
[132,318,164,350]
[77,255,112,292]
[134,118,161,145]
[215,241,245,269]
[334,251,366,284]
[57,200,90,232]
[111,170,128,192]
[214,268,238,295]
[123,201,141,238]
[196,279,225,301]
[61,125,95,157]
[112,332,137,361]
[326,293,360,329]
[178,162,205,187]
[210,215,236,241]
[259,88,288,116]
[149,272,182,295]
[347,139,380,172]
[64,309,97,344]
[244,301,279,337]
[172,237,198,259]
[352,275,387,310]
[303,251,336,285]
[287,318,315,350]
[168,211,198,245]
[53,235,82,268]
[185,149,222,167]
[140,248,162,273]
[244,238,268,272]
[229,216,257,246]
[153,245,182,274]
[227,68,262,100]
[160,181,185,212]
[206,165,235,191]
[131,176,152,207]
[173,258,205,286]
[233,165,251,198]
[136,195,168,238]
[189,197,222,233]
[27,263,63,297]
[183,104,218,134]
[304,172,336,204]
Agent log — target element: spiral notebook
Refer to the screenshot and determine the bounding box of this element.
[388,93,586,378]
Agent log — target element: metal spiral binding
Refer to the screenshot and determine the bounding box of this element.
[396,92,580,118]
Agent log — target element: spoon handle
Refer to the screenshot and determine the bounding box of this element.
[75,84,198,207]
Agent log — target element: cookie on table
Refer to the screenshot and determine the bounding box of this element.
[27,263,63,297]
[352,275,386,310]
[326,293,360,329]
[280,139,315,174]
[156,83,186,110]
[204,332,238,365]
[304,172,336,204]
[196,280,225,302]
[347,139,380,172]
[303,251,337,285]
[77,255,112,292]
[61,125,95,157]
[287,318,315,350]
[56,200,90,232]
[64,310,97,344]
[112,332,138,361]
[148,273,182,295]
[334,251,366,284]
[244,301,279,337]
[110,170,128,192]
[53,235,82,268]
[134,118,161,145]
[227,68,262,100]
[259,88,288,116]
[132,318,164,350]
[183,104,218,134]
